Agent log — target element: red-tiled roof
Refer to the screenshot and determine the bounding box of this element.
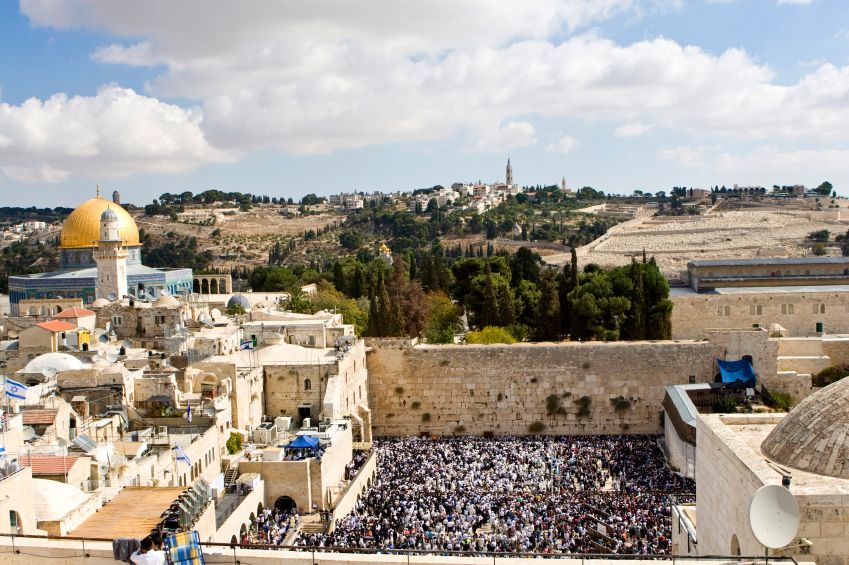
[19,454,80,475]
[35,320,76,333]
[21,409,58,426]
[55,307,95,319]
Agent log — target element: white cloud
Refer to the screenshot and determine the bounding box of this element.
[614,122,652,137]
[0,86,228,183]
[658,145,707,166]
[474,121,538,153]
[777,0,813,5]
[547,135,578,154]
[12,0,849,176]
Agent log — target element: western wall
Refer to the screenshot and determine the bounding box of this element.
[366,338,730,436]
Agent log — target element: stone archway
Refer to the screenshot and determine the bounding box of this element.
[210,278,219,294]
[274,496,297,513]
[193,279,200,293]
[201,279,209,294]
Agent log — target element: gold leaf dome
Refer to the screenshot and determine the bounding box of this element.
[60,197,140,249]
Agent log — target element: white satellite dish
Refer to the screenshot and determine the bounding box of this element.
[41,367,58,379]
[749,484,800,549]
[105,354,119,364]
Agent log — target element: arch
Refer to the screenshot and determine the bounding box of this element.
[220,278,228,293]
[201,279,209,294]
[193,279,200,293]
[55,305,63,314]
[730,534,741,555]
[304,379,312,391]
[274,496,297,513]
[8,510,21,534]
[210,278,219,294]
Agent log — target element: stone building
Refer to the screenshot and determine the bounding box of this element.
[674,378,849,564]
[684,257,849,292]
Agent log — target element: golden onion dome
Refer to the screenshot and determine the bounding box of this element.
[379,243,391,254]
[60,196,140,249]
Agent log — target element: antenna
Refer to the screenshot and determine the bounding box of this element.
[749,484,800,552]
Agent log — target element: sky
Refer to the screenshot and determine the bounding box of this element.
[1,0,848,207]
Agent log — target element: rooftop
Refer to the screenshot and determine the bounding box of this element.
[689,257,849,268]
[20,409,58,426]
[670,284,849,297]
[207,342,337,367]
[19,453,79,475]
[54,307,96,319]
[35,320,77,333]
[69,486,187,540]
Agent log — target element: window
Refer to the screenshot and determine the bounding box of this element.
[111,316,123,326]
[821,304,826,314]
[717,306,724,316]
[689,375,696,384]
[308,335,316,346]
[304,379,312,391]
[757,305,763,315]
[9,511,21,535]
[813,304,819,314]
[155,315,165,325]
[724,306,731,316]
[789,304,794,314]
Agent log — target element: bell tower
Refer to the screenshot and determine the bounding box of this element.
[506,157,513,186]
[93,206,129,301]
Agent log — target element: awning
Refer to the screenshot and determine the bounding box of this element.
[286,435,320,449]
[717,358,756,388]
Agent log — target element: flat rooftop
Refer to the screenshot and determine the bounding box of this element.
[671,284,849,297]
[68,486,186,540]
[207,343,337,366]
[689,257,849,267]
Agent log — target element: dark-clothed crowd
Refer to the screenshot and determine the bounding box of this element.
[295,435,694,555]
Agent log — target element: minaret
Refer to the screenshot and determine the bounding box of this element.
[506,157,513,186]
[93,206,129,301]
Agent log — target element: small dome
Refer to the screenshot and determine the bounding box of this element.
[101,207,118,221]
[90,298,111,309]
[31,478,94,521]
[263,333,285,345]
[227,294,251,310]
[154,294,181,308]
[23,352,87,374]
[762,377,849,479]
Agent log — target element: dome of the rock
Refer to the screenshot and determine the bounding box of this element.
[60,197,140,249]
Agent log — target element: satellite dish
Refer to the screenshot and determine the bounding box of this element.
[122,340,133,349]
[106,354,119,364]
[107,292,117,301]
[98,333,109,344]
[749,484,800,549]
[41,367,58,379]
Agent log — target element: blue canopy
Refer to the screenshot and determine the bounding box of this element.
[286,435,320,449]
[717,358,756,388]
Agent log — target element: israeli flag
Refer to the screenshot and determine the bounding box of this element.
[175,445,191,467]
[4,378,28,401]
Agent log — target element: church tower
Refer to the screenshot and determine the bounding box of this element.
[506,157,513,186]
[93,206,129,301]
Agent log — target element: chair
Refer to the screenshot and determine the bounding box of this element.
[163,530,205,564]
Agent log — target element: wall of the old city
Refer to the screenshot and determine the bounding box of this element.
[366,339,724,437]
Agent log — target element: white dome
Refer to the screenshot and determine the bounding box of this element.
[90,298,111,308]
[154,294,180,308]
[22,352,87,374]
[31,478,94,521]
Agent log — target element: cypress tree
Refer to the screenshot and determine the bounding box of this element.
[366,286,381,337]
[480,262,499,328]
[377,274,393,337]
[621,259,646,340]
[332,261,346,294]
[570,247,579,285]
[534,271,561,341]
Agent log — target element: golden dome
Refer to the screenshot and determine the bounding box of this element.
[60,197,140,249]
[379,243,391,254]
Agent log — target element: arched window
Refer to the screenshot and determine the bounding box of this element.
[9,511,21,534]
[788,304,794,314]
[724,306,730,316]
[304,379,312,391]
[821,303,826,314]
[756,305,762,315]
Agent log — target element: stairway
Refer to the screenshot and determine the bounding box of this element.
[224,465,239,489]
[776,337,832,375]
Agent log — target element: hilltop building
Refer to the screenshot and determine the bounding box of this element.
[8,190,193,315]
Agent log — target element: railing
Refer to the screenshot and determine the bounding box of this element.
[0,533,801,564]
[215,491,249,529]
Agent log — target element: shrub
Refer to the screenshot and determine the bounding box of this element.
[813,365,849,387]
[528,421,546,434]
[582,362,591,370]
[421,413,432,422]
[439,360,450,367]
[713,398,739,413]
[411,401,421,410]
[226,432,243,455]
[813,243,827,256]
[466,326,516,344]
[394,386,405,395]
[454,425,466,434]
[546,394,561,416]
[770,392,794,412]
[611,397,632,412]
[575,396,592,418]
[497,393,504,402]
[809,229,830,242]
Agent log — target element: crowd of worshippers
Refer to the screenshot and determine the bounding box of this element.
[244,507,300,546]
[294,435,694,555]
[345,449,372,480]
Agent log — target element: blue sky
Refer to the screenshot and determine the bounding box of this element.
[1,0,848,206]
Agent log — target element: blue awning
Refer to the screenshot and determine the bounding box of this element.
[717,358,756,388]
[286,435,320,449]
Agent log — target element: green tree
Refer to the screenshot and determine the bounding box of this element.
[423,292,462,343]
[466,326,516,344]
[620,260,646,340]
[533,271,561,341]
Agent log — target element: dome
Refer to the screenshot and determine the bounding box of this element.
[153,294,181,308]
[90,298,111,309]
[60,197,140,249]
[227,294,251,310]
[100,206,118,221]
[22,352,87,374]
[31,478,94,521]
[762,377,849,479]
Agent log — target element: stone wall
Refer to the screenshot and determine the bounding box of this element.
[367,340,723,437]
[672,289,849,339]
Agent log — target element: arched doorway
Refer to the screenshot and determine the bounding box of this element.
[193,279,200,293]
[210,278,219,294]
[201,279,209,294]
[274,496,297,513]
[730,534,741,555]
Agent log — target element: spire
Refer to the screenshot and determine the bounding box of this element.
[96,183,101,198]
